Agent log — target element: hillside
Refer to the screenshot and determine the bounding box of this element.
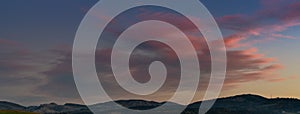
[0,110,37,114]
[1,94,300,114]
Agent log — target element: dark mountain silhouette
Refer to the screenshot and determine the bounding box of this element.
[114,100,163,110]
[89,100,184,113]
[1,94,300,114]
[0,101,26,111]
[187,94,300,114]
[25,103,91,114]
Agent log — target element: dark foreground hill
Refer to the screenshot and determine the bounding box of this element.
[1,94,300,114]
[188,94,300,114]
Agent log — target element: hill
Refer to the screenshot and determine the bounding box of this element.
[0,110,37,114]
[187,94,300,114]
[1,94,300,114]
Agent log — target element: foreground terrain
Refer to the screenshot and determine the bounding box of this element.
[0,110,37,114]
[1,94,300,114]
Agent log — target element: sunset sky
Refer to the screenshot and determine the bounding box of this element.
[0,0,300,106]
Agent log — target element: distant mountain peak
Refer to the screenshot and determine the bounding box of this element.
[230,94,267,98]
[221,94,268,101]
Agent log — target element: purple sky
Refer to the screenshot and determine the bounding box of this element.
[0,0,300,106]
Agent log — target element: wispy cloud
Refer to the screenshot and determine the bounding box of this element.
[218,0,300,41]
[1,0,299,105]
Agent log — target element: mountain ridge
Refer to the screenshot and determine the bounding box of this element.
[1,94,300,114]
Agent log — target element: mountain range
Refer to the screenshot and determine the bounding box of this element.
[1,94,300,114]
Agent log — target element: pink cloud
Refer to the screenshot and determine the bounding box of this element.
[218,1,300,42]
[223,34,247,48]
[97,6,288,90]
[2,1,296,103]
[0,38,20,46]
[271,33,296,39]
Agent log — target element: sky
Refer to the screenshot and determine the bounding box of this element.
[0,0,300,106]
